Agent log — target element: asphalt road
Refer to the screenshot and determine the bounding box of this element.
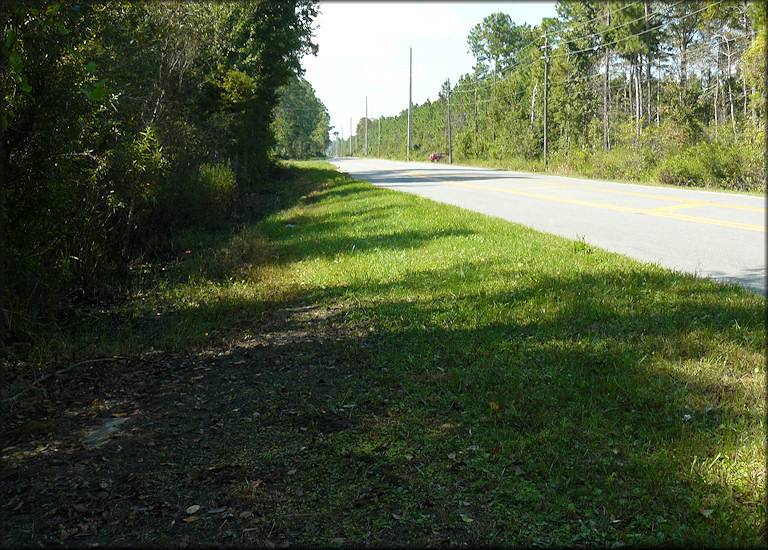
[328,157,766,296]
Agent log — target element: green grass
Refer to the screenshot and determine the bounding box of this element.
[25,160,767,546]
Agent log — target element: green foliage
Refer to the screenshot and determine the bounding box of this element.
[354,1,763,197]
[273,75,330,159]
[657,141,750,190]
[192,162,237,228]
[2,1,318,343]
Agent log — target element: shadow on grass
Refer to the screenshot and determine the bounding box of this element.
[8,163,761,546]
[158,257,763,545]
[162,161,765,543]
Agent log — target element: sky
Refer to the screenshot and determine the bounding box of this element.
[301,1,559,140]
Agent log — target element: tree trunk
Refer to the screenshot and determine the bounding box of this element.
[705,69,711,126]
[635,58,642,137]
[603,6,611,150]
[628,62,634,123]
[715,66,720,137]
[727,48,735,134]
[680,43,688,102]
[646,54,652,125]
[604,48,610,150]
[656,56,661,126]
[644,1,652,125]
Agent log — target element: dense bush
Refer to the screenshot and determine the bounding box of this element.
[2,1,318,346]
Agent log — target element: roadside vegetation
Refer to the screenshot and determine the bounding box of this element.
[2,1,765,544]
[4,162,764,546]
[1,1,328,354]
[340,2,766,194]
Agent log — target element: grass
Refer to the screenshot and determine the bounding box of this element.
[18,160,766,546]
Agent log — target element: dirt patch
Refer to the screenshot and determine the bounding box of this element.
[0,305,407,548]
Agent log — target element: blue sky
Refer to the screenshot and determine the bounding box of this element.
[301,1,559,139]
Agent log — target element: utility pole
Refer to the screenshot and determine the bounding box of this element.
[543,32,549,170]
[407,47,412,161]
[341,127,344,157]
[447,79,452,164]
[349,117,352,156]
[365,97,368,156]
[378,118,381,157]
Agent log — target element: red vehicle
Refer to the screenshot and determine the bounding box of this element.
[429,152,446,162]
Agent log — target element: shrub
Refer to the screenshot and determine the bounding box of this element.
[656,142,749,190]
[187,162,237,229]
[656,149,708,187]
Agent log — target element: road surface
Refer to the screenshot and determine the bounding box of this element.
[328,157,766,296]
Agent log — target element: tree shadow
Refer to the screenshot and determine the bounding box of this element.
[4,164,763,546]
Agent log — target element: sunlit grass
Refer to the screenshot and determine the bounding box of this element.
[30,160,765,545]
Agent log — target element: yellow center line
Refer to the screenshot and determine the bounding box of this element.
[368,164,765,232]
[405,168,764,212]
[650,202,708,212]
[454,180,764,232]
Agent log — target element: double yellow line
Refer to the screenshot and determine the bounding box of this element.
[370,164,765,233]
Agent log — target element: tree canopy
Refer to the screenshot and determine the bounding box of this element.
[2,0,319,343]
[339,1,764,195]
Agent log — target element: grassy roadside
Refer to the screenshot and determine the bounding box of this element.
[9,161,765,546]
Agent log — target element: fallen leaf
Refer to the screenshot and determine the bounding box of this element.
[448,453,457,461]
[287,469,297,475]
[239,511,253,519]
[461,501,470,507]
[186,505,201,515]
[251,479,263,488]
[488,401,500,411]
[90,398,100,406]
[514,466,524,476]
[208,507,227,514]
[405,454,413,461]
[460,513,473,523]
[699,508,714,518]
[489,445,500,455]
[183,516,199,523]
[264,540,275,549]
[392,513,401,520]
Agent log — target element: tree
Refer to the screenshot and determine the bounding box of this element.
[2,0,320,347]
[273,75,330,159]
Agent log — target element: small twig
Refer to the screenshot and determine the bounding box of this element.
[3,357,121,403]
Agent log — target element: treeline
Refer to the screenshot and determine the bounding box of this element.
[339,0,765,192]
[273,75,331,159]
[1,1,318,345]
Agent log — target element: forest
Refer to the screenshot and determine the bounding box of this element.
[1,1,328,352]
[339,1,765,193]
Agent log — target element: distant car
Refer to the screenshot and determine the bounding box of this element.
[429,152,446,162]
